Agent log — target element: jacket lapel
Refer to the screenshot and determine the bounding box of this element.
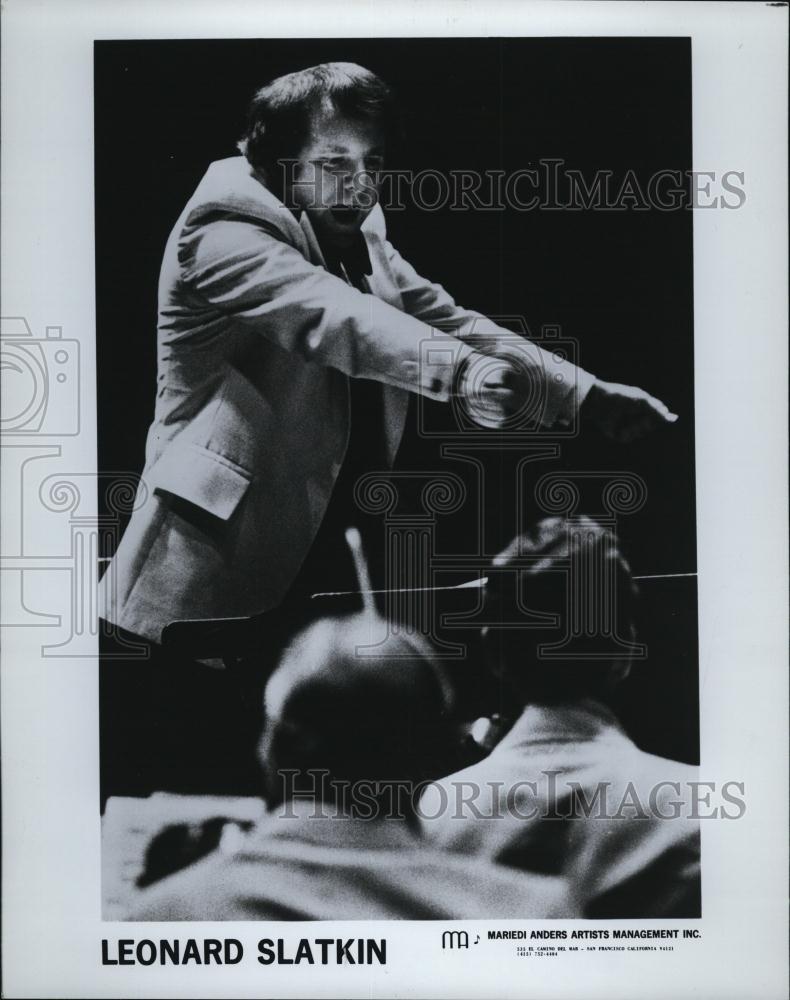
[191,162,410,466]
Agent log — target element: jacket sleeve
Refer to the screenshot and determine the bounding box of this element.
[176,214,478,402]
[383,240,597,427]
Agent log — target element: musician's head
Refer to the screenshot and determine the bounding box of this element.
[239,62,399,249]
[482,517,638,712]
[258,613,453,820]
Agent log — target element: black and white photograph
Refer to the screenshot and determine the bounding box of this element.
[95,36,704,921]
[1,2,787,998]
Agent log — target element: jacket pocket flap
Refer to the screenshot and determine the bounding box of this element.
[148,443,252,521]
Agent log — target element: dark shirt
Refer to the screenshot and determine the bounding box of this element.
[285,235,389,601]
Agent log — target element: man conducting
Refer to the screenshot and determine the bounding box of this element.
[98,62,677,645]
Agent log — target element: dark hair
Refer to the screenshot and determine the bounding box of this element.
[238,62,399,179]
[485,517,639,708]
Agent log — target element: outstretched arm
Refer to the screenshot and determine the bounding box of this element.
[177,215,472,400]
[384,239,678,440]
[177,214,573,428]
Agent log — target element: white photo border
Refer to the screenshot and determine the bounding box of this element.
[1,2,787,998]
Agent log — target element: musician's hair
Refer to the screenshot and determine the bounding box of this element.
[484,516,638,709]
[259,614,452,819]
[238,62,399,182]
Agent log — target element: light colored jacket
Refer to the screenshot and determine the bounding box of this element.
[420,700,701,918]
[126,802,576,921]
[99,156,593,642]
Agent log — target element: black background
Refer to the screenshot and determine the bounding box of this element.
[96,38,698,766]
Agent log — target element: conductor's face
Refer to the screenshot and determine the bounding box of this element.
[287,106,385,250]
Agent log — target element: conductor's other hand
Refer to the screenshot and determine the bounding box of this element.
[583,379,678,443]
